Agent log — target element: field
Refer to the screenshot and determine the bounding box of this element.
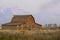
[0,29,60,40]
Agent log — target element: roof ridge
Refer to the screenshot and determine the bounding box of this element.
[13,15,32,16]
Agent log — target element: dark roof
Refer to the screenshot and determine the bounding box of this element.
[2,23,22,26]
[14,15,32,17]
[2,15,42,28]
[2,15,35,25]
[11,15,34,23]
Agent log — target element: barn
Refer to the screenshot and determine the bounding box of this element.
[2,15,42,30]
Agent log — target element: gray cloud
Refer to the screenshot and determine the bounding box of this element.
[0,0,49,14]
[40,0,60,13]
[0,0,60,25]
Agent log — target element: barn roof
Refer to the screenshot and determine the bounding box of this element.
[11,15,34,23]
[2,15,34,25]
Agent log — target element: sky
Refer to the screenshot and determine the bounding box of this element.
[0,0,60,25]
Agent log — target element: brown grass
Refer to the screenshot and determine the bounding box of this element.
[0,29,60,40]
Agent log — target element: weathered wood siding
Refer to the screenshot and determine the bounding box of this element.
[2,25,17,30]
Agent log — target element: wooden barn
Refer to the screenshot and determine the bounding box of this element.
[2,15,42,30]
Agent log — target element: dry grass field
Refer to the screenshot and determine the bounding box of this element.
[0,29,60,40]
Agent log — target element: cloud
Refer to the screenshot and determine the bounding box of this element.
[40,0,60,13]
[0,0,60,25]
[0,0,49,14]
[0,0,60,14]
[0,8,13,24]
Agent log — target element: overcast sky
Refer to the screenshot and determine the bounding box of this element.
[0,0,60,25]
